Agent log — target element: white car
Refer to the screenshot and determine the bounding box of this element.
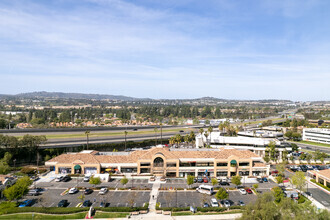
[239,189,247,195]
[68,188,78,194]
[223,200,231,208]
[55,176,63,182]
[99,188,108,195]
[210,198,219,207]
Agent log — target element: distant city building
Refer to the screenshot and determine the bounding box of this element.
[196,132,291,160]
[237,130,284,141]
[303,128,330,144]
[45,147,269,178]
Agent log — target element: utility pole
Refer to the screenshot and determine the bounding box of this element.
[124,131,128,151]
[85,130,90,150]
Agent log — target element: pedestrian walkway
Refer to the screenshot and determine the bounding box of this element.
[148,177,161,212]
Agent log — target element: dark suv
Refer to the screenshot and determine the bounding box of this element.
[62,176,71,182]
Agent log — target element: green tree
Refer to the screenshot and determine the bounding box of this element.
[276,175,284,186]
[215,187,228,201]
[231,175,242,187]
[253,184,259,191]
[89,176,101,187]
[78,193,85,203]
[290,143,299,152]
[272,186,285,203]
[276,163,285,177]
[211,178,218,186]
[4,176,32,201]
[121,176,128,185]
[291,171,306,192]
[187,175,194,188]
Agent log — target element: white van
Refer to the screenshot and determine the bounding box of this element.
[196,185,214,195]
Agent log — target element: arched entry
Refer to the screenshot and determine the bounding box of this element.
[74,164,82,174]
[153,157,164,167]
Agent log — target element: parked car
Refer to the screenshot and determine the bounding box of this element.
[223,200,231,208]
[19,199,33,207]
[57,200,68,207]
[133,128,138,131]
[84,188,93,195]
[262,177,268,182]
[82,200,91,208]
[55,176,64,182]
[203,178,208,183]
[99,201,106,207]
[69,188,78,194]
[99,188,108,195]
[62,176,71,182]
[237,200,245,206]
[306,165,313,170]
[27,189,40,196]
[83,175,90,182]
[239,189,247,195]
[246,188,252,194]
[219,181,230,186]
[305,192,313,197]
[210,198,219,207]
[197,177,203,183]
[203,203,209,208]
[257,178,263,183]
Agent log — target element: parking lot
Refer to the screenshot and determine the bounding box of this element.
[24,176,276,208]
[157,190,257,208]
[25,189,150,208]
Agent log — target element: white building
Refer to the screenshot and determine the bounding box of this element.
[237,130,284,141]
[303,128,330,144]
[196,132,291,160]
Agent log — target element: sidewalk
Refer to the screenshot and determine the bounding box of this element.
[148,177,161,212]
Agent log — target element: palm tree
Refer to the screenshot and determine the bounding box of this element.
[160,123,163,145]
[208,126,213,145]
[124,131,128,151]
[85,130,90,150]
[204,132,209,147]
[199,128,204,147]
[154,128,158,145]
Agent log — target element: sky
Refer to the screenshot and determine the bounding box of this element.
[0,0,330,101]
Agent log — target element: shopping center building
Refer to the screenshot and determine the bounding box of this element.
[45,146,269,178]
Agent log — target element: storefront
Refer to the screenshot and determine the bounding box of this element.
[84,167,97,175]
[58,167,71,174]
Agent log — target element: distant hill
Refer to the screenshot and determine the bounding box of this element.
[13,91,150,101]
[0,91,303,103]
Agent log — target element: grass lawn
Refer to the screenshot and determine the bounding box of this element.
[242,118,282,126]
[171,210,242,216]
[0,213,87,219]
[293,140,330,148]
[94,212,129,218]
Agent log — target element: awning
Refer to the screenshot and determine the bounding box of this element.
[230,160,237,164]
[74,164,81,170]
[105,168,112,171]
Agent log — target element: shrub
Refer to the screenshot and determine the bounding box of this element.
[95,207,147,212]
[310,179,330,191]
[20,167,35,175]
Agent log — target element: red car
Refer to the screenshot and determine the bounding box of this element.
[246,188,252,194]
[203,178,208,183]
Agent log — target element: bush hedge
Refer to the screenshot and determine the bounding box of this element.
[310,179,330,191]
[95,207,147,212]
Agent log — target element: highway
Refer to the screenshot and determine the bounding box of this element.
[289,142,330,154]
[0,116,288,149]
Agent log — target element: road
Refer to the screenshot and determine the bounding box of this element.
[289,142,330,154]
